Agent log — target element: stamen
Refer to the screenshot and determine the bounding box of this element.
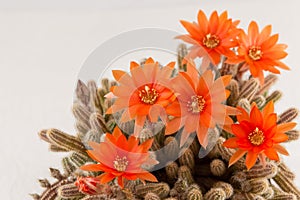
[203,34,220,49]
[187,95,206,113]
[248,127,265,146]
[248,46,263,61]
[113,156,129,172]
[139,85,159,104]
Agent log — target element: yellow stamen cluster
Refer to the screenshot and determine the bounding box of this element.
[113,156,129,172]
[248,46,263,61]
[139,85,159,105]
[187,95,206,113]
[248,127,265,146]
[203,34,220,49]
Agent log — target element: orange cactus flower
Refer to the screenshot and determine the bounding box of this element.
[80,127,158,188]
[75,176,110,195]
[165,61,238,147]
[106,57,176,135]
[223,101,296,170]
[176,10,240,71]
[227,21,289,84]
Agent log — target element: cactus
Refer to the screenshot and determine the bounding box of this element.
[203,188,226,200]
[210,159,226,177]
[179,148,195,170]
[213,182,233,198]
[135,182,170,199]
[178,166,194,185]
[186,188,203,200]
[277,108,299,124]
[239,78,260,101]
[144,192,161,200]
[57,183,84,199]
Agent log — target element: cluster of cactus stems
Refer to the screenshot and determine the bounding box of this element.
[32,44,300,200]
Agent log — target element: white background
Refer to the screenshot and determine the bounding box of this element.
[0,0,300,199]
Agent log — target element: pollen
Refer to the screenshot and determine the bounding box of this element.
[248,127,265,146]
[248,46,263,61]
[113,156,129,172]
[187,95,206,113]
[139,85,159,104]
[203,33,220,49]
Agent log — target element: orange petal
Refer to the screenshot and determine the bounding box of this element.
[264,148,279,161]
[250,104,263,127]
[223,137,239,148]
[145,57,154,64]
[228,149,247,167]
[98,173,116,184]
[130,61,139,70]
[272,132,288,143]
[137,172,158,182]
[165,117,183,135]
[273,144,289,156]
[277,122,297,133]
[245,151,258,170]
[262,101,274,117]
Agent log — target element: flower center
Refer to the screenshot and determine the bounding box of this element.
[203,33,220,49]
[139,85,159,104]
[187,95,206,113]
[248,46,263,61]
[248,127,265,146]
[113,156,129,172]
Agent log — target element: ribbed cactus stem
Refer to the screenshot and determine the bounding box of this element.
[210,159,226,177]
[144,192,161,200]
[220,63,238,77]
[231,191,264,200]
[213,182,233,198]
[81,194,111,200]
[177,43,188,71]
[135,183,170,199]
[277,162,295,180]
[252,95,266,109]
[213,137,235,161]
[257,74,278,95]
[226,79,239,106]
[49,168,64,180]
[261,186,274,199]
[88,81,104,113]
[164,136,180,159]
[187,188,203,200]
[72,103,92,129]
[39,129,51,143]
[273,168,300,198]
[75,80,90,106]
[244,162,278,179]
[240,178,269,195]
[49,144,68,152]
[69,152,90,168]
[62,157,77,175]
[178,166,194,185]
[239,78,260,101]
[204,188,226,200]
[179,148,195,170]
[57,183,84,198]
[165,162,179,184]
[39,179,51,188]
[89,112,108,133]
[277,108,299,124]
[285,130,300,142]
[30,194,40,200]
[237,98,251,113]
[39,179,71,200]
[46,129,86,153]
[266,90,282,104]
